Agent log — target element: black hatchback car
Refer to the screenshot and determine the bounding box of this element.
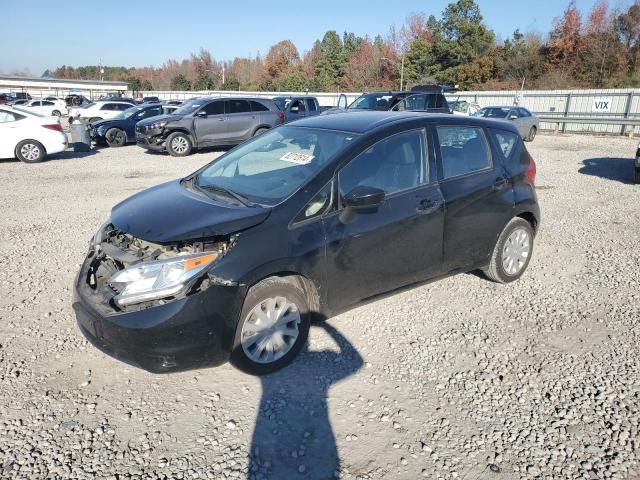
[73,112,539,374]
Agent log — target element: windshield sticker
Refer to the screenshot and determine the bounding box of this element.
[280,152,314,165]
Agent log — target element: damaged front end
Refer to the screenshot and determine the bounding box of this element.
[84,222,233,312]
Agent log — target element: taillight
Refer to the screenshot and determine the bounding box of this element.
[43,124,63,132]
[525,152,536,185]
[277,111,285,122]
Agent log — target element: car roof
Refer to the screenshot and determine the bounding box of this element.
[290,111,521,135]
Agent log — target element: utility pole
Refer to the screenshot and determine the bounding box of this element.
[222,63,225,86]
[400,53,405,92]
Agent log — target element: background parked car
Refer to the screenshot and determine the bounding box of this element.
[142,96,161,103]
[8,99,30,107]
[473,106,539,141]
[21,98,66,117]
[0,105,67,163]
[450,99,482,116]
[135,97,284,156]
[65,94,91,107]
[635,143,640,183]
[91,103,166,147]
[273,96,321,122]
[68,101,136,122]
[327,85,450,115]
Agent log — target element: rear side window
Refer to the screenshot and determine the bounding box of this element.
[249,100,269,112]
[226,100,251,114]
[437,126,491,179]
[42,101,54,106]
[427,94,444,109]
[491,129,523,174]
[202,101,224,116]
[306,99,317,111]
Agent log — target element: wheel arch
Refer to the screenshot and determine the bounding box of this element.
[164,128,195,144]
[251,124,271,136]
[244,271,322,319]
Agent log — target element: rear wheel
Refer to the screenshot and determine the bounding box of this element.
[15,140,46,163]
[483,217,534,283]
[166,132,192,157]
[525,126,537,142]
[253,127,268,137]
[231,277,310,375]
[105,128,126,147]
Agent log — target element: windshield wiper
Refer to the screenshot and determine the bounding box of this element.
[197,183,254,207]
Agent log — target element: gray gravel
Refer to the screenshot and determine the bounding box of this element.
[0,134,639,480]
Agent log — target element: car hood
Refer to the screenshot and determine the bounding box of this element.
[92,118,124,129]
[137,113,180,127]
[110,180,271,243]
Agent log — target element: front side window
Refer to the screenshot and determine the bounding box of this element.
[250,100,269,112]
[427,94,444,109]
[306,99,317,111]
[202,101,224,116]
[437,126,491,179]
[293,183,332,224]
[474,107,509,119]
[226,99,250,114]
[42,101,54,106]
[339,129,427,199]
[196,127,356,205]
[100,104,115,111]
[348,93,395,111]
[392,94,426,112]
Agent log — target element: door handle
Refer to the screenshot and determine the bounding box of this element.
[493,177,508,191]
[417,198,442,214]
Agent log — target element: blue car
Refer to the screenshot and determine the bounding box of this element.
[91,103,167,147]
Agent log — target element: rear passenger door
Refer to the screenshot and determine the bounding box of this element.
[434,125,514,271]
[225,99,254,142]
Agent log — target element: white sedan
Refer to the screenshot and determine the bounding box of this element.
[68,101,134,122]
[21,99,67,117]
[0,106,67,163]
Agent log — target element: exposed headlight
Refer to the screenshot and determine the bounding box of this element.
[150,121,168,129]
[109,252,218,306]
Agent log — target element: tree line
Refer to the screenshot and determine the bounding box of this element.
[50,0,640,92]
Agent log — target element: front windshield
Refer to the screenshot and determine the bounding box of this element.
[474,107,509,118]
[172,98,203,116]
[348,93,395,111]
[117,106,142,120]
[195,126,357,206]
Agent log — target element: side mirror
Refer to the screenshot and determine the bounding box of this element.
[196,110,207,118]
[337,94,348,110]
[509,114,518,120]
[339,186,385,223]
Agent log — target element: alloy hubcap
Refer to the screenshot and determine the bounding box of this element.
[502,227,530,275]
[171,136,188,153]
[21,144,40,161]
[108,131,124,144]
[241,296,301,364]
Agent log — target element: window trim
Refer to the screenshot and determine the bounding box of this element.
[434,125,494,182]
[335,127,430,209]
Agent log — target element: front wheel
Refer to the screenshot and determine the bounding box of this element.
[166,132,192,157]
[231,277,310,375]
[16,140,46,163]
[525,126,537,142]
[52,110,61,117]
[483,217,534,283]
[105,128,126,147]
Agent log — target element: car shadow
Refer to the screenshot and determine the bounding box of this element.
[48,148,100,161]
[246,321,363,479]
[579,157,635,184]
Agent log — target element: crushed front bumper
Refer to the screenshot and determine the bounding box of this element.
[72,254,244,373]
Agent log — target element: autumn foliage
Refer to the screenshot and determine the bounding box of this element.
[49,0,640,92]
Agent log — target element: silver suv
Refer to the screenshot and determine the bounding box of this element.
[135,97,285,156]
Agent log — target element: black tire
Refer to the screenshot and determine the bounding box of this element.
[253,127,268,137]
[166,131,192,157]
[52,110,61,117]
[105,128,127,147]
[15,139,46,163]
[525,126,537,142]
[483,217,535,284]
[89,117,102,123]
[231,277,310,375]
[635,167,640,184]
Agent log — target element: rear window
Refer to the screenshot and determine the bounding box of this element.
[437,126,491,179]
[226,100,251,114]
[250,100,269,112]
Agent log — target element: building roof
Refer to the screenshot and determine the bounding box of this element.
[0,74,128,87]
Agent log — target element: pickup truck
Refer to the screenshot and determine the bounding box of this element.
[273,96,322,123]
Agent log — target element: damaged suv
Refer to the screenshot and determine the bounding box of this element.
[73,112,540,374]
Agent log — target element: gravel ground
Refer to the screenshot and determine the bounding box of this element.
[0,134,639,480]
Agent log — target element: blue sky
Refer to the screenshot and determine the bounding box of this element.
[1,0,611,75]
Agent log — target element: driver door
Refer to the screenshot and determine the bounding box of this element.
[323,128,445,310]
[194,100,226,146]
